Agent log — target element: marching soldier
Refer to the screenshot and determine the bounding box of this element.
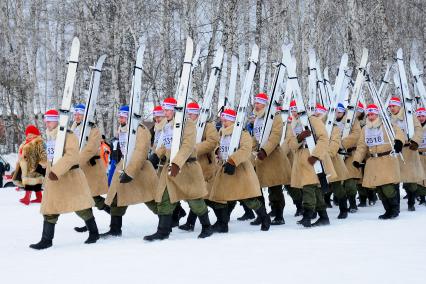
[328,103,350,219]
[100,106,158,238]
[251,93,291,225]
[388,97,425,211]
[145,97,214,241]
[70,104,110,233]
[30,109,99,249]
[352,104,404,219]
[288,102,337,227]
[209,108,271,232]
[283,102,304,217]
[149,105,187,227]
[341,103,363,213]
[415,107,426,205]
[178,102,220,231]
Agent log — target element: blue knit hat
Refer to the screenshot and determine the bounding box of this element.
[337,103,346,113]
[74,103,86,114]
[118,105,129,117]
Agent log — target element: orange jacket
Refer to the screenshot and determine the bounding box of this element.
[100,141,111,168]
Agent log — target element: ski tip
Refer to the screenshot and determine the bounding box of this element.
[69,37,80,60]
[96,54,107,69]
[250,44,260,61]
[213,46,225,67]
[72,37,80,48]
[396,48,403,59]
[184,37,194,61]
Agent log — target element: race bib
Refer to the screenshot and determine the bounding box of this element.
[46,140,55,162]
[154,131,161,147]
[420,131,426,149]
[219,135,231,161]
[73,125,81,139]
[118,131,127,155]
[162,123,173,150]
[365,127,385,147]
[253,117,264,142]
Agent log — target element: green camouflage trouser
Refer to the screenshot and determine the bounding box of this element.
[287,186,302,204]
[157,189,207,216]
[44,208,93,224]
[417,185,426,196]
[376,184,397,200]
[343,179,358,197]
[268,185,285,208]
[302,184,326,211]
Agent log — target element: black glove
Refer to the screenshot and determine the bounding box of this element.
[223,162,236,175]
[352,161,362,169]
[89,156,97,166]
[148,153,160,169]
[409,140,419,151]
[394,140,403,153]
[297,130,311,143]
[48,171,58,181]
[35,164,46,176]
[119,172,133,183]
[169,163,180,177]
[257,149,267,160]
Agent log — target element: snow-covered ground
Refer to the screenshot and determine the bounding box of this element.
[1,187,425,284]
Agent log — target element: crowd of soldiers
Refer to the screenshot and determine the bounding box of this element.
[13,92,426,250]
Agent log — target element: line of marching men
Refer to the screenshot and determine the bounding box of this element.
[24,93,426,249]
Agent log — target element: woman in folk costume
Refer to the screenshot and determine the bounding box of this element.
[352,104,405,219]
[145,97,214,241]
[388,97,425,212]
[148,104,187,227]
[209,108,271,232]
[13,125,46,205]
[30,109,99,250]
[251,93,291,226]
[70,104,110,233]
[288,102,337,228]
[415,107,426,205]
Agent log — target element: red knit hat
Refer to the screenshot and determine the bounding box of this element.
[25,125,40,136]
[221,109,237,121]
[416,107,426,117]
[186,102,200,114]
[315,104,327,115]
[254,93,268,105]
[366,104,379,114]
[162,97,177,110]
[389,97,401,107]
[290,100,297,111]
[44,109,59,122]
[152,105,165,117]
[357,102,365,112]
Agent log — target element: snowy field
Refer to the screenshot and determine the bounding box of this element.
[1,187,425,284]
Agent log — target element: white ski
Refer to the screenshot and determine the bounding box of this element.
[396,48,414,140]
[169,37,194,165]
[342,48,368,139]
[228,44,259,157]
[258,44,288,149]
[410,59,426,108]
[227,55,239,109]
[217,52,228,113]
[196,46,224,143]
[52,37,80,165]
[79,54,107,151]
[324,53,349,137]
[308,49,317,114]
[123,45,145,169]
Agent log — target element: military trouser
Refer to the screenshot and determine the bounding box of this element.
[157,189,207,216]
[110,195,157,217]
[44,208,93,224]
[302,185,327,211]
[287,186,303,204]
[417,185,426,196]
[268,185,285,209]
[377,184,397,200]
[93,195,106,210]
[403,183,417,193]
[331,181,345,199]
[357,184,368,198]
[210,198,262,211]
[343,179,358,197]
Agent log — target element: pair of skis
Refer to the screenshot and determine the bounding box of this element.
[52,37,108,167]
